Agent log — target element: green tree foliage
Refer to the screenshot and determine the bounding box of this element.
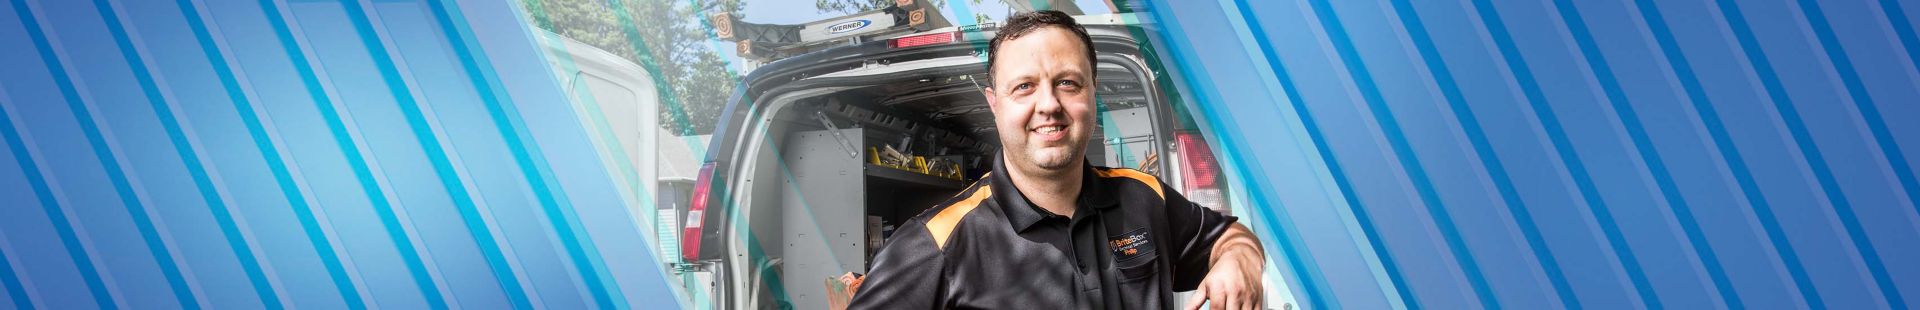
[521,0,742,136]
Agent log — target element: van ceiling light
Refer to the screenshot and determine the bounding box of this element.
[891,32,957,49]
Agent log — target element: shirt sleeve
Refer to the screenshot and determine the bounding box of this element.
[1162,183,1238,291]
[848,219,945,309]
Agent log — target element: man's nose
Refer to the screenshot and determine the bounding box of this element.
[1034,85,1064,116]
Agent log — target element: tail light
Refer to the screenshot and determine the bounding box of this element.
[890,32,956,49]
[681,162,717,262]
[1176,133,1226,211]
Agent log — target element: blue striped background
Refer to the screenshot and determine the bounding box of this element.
[1142,0,1920,308]
[2,0,1918,309]
[0,0,675,308]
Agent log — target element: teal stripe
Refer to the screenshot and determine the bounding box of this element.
[254,0,377,306]
[422,0,624,308]
[95,0,285,306]
[1216,0,1370,307]
[173,0,309,307]
[332,0,527,307]
[1143,0,1342,307]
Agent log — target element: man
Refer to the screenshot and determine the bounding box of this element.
[846,10,1268,310]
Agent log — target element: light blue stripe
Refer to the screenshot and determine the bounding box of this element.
[1300,0,1500,307]
[1789,0,1907,307]
[1706,0,1828,306]
[1874,0,1920,214]
[1384,0,1578,307]
[1549,0,1735,307]
[421,0,623,307]
[332,0,529,307]
[1213,0,1375,307]
[172,0,297,306]
[1465,0,1663,306]
[13,0,184,308]
[95,0,275,307]
[0,230,30,309]
[1630,0,1806,307]
[254,0,375,306]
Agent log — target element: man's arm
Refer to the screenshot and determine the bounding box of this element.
[1188,223,1265,310]
[1158,183,1266,310]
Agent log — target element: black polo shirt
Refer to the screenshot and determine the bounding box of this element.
[849,154,1237,309]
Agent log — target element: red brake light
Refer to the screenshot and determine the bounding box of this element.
[681,163,716,262]
[1176,133,1227,210]
[890,32,956,48]
[1176,134,1217,188]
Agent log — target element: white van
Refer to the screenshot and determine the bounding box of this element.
[673,14,1239,309]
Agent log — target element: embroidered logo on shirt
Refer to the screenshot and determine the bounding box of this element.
[1109,227,1155,262]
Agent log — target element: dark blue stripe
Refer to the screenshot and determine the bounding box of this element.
[14,0,176,308]
[1790,1,1908,307]
[421,0,621,308]
[254,0,375,307]
[1464,0,1658,307]
[1223,0,1391,308]
[333,0,525,307]
[1384,0,1579,307]
[1869,0,1920,215]
[172,0,295,307]
[96,0,286,307]
[1708,0,1831,307]
[0,102,116,309]
[1632,0,1819,307]
[0,233,29,309]
[1551,0,1737,308]
[1301,0,1500,307]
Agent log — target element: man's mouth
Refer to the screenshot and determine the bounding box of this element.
[1030,124,1067,141]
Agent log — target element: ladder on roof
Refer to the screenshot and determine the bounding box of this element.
[710,0,954,63]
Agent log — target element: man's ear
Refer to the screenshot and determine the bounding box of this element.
[982,87,998,113]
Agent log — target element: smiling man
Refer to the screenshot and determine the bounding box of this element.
[847,10,1268,310]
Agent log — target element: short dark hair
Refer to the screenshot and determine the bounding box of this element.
[986,10,1096,82]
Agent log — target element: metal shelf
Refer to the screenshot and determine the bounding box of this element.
[864,163,964,190]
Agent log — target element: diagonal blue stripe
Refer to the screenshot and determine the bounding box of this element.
[332,0,526,307]
[0,19,117,310]
[13,0,196,308]
[94,0,296,307]
[0,232,29,309]
[1384,0,1579,307]
[1789,1,1908,307]
[1632,0,1816,307]
[421,0,623,308]
[1549,0,1737,307]
[171,0,310,308]
[1215,0,1379,308]
[253,0,377,307]
[1300,0,1501,307]
[1464,0,1664,307]
[1707,0,1830,307]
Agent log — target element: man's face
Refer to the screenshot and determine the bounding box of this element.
[985,27,1095,173]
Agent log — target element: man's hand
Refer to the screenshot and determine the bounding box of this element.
[1184,223,1265,310]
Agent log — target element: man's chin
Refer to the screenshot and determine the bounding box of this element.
[1025,149,1080,171]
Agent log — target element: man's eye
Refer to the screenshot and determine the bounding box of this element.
[1057,80,1079,88]
[1015,83,1033,91]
